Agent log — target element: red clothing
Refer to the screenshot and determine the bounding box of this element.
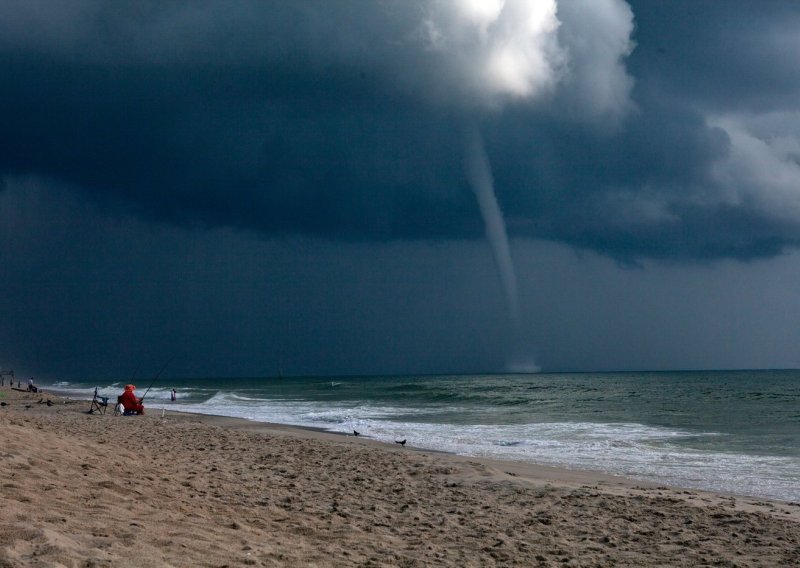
[120,390,145,414]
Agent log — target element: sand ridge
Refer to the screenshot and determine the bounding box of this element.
[1,386,798,567]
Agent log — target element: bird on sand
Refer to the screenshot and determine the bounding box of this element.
[395,439,406,446]
[353,430,360,437]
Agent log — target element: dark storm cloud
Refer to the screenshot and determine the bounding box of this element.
[2,0,800,260]
[628,0,800,111]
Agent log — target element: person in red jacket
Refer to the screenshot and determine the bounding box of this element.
[119,384,145,415]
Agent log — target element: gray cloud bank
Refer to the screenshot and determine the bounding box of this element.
[3,0,800,261]
[5,178,800,379]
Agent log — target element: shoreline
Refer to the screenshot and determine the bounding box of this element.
[48,388,691,493]
[163,409,653,489]
[148,404,800,507]
[2,385,799,566]
[48,386,642,486]
[49,385,800,504]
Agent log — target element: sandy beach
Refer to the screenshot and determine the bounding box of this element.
[1,385,798,567]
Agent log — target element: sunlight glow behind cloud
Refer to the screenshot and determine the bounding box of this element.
[424,0,563,105]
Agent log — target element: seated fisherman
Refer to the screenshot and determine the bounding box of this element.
[119,384,145,415]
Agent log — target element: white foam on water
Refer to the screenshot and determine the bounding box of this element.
[168,396,800,502]
[48,384,800,502]
[351,419,800,502]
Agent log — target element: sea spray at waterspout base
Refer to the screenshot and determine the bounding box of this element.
[463,125,538,372]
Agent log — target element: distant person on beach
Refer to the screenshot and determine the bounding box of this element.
[27,377,37,392]
[119,384,145,415]
[171,388,177,402]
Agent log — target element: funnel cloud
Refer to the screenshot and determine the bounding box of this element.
[464,126,522,327]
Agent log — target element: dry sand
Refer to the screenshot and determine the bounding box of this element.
[1,385,798,567]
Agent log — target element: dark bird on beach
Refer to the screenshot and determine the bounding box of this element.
[46,400,54,406]
[353,430,360,437]
[395,439,406,446]
[0,402,7,406]
[24,405,31,409]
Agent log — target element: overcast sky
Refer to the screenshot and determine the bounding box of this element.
[3,0,800,380]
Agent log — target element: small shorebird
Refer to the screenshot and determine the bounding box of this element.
[353,430,360,437]
[395,439,406,446]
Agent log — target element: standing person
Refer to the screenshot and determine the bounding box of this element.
[170,388,177,402]
[119,384,145,415]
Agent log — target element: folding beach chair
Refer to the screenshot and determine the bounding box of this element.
[88,388,109,415]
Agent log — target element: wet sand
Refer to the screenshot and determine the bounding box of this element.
[1,385,798,567]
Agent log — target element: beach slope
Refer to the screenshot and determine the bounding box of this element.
[1,386,798,567]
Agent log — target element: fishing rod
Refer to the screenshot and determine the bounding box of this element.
[139,358,172,402]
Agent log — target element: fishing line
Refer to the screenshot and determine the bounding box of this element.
[140,358,173,402]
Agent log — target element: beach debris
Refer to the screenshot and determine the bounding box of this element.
[395,439,406,447]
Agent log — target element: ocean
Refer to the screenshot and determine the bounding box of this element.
[46,370,800,503]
